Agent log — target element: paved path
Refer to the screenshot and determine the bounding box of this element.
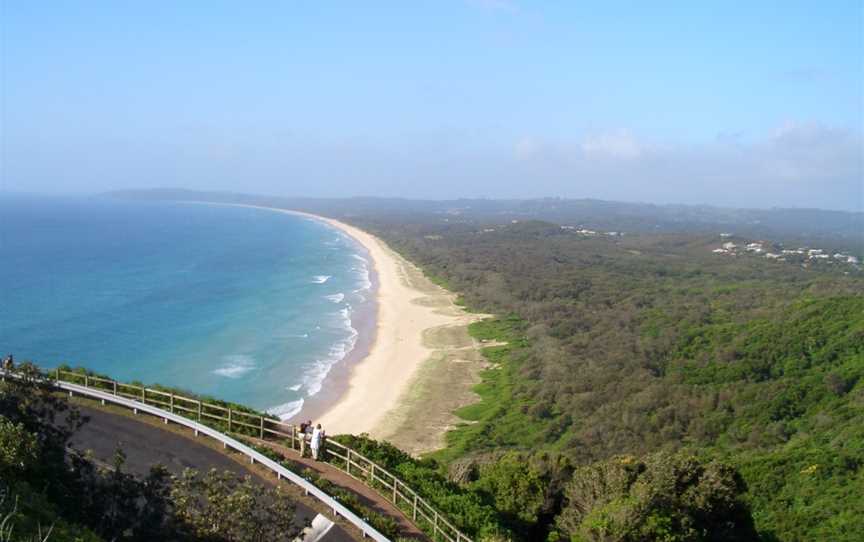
[70,406,353,542]
[249,438,427,540]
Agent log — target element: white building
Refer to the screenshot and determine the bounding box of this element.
[746,242,764,252]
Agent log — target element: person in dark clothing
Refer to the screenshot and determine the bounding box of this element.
[298,420,312,457]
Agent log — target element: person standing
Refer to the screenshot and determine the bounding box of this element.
[298,420,310,457]
[310,423,325,460]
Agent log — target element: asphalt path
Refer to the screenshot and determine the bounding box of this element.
[69,405,354,542]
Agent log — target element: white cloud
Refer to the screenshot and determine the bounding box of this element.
[579,130,644,160]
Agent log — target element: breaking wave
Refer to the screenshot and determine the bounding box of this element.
[267,399,304,421]
[213,355,256,379]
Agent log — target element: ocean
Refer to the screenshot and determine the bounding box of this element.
[0,195,373,419]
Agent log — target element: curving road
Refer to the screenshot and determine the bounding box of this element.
[69,405,354,542]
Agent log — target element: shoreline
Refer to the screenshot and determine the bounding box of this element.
[189,202,488,451]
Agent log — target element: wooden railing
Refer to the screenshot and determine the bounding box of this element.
[323,440,470,542]
[53,369,472,542]
[3,368,389,541]
[56,370,294,440]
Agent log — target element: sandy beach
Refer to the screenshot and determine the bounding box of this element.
[199,203,488,454]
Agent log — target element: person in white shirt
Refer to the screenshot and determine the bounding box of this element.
[310,423,326,460]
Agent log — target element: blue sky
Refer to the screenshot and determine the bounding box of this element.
[2,1,862,210]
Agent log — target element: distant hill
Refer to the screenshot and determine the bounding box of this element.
[108,189,864,254]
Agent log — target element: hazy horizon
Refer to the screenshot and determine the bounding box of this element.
[4,187,864,216]
[2,2,862,212]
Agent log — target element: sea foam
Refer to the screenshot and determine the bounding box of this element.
[266,225,368,420]
[213,354,256,379]
[351,254,372,293]
[298,307,359,398]
[267,399,304,421]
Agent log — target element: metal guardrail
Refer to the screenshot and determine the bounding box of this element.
[2,370,390,542]
[43,370,473,542]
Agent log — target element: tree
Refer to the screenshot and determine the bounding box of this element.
[0,416,38,474]
[556,452,758,542]
[170,468,304,542]
[472,453,547,527]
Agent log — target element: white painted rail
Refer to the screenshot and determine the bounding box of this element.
[19,373,390,542]
[5,368,475,541]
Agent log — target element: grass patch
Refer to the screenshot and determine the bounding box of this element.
[429,314,541,463]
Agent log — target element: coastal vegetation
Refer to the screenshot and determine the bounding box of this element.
[351,216,863,541]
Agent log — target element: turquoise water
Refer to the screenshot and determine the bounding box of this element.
[0,196,372,418]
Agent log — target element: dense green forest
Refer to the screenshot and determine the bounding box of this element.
[343,216,862,541]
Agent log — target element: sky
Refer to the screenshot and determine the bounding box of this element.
[1,1,862,211]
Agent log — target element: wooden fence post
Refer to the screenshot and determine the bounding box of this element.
[40,367,475,542]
